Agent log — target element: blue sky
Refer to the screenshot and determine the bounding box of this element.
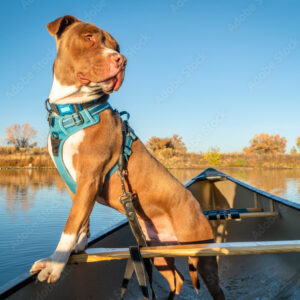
[0,0,299,153]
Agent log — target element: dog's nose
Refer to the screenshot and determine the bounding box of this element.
[109,53,126,69]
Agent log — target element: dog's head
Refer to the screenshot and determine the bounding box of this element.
[47,15,126,94]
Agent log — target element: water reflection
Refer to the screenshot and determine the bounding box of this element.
[170,168,300,203]
[0,168,299,216]
[220,168,300,202]
[0,169,126,288]
[0,169,65,215]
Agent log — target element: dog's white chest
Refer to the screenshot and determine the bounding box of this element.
[48,130,85,182]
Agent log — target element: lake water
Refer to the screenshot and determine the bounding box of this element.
[0,168,299,289]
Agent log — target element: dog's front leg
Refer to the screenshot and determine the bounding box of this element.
[30,177,99,283]
[74,217,90,253]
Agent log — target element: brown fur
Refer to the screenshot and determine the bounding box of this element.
[42,15,225,299]
[48,15,125,90]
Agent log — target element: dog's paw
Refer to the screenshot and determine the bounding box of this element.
[30,255,67,283]
[73,231,89,253]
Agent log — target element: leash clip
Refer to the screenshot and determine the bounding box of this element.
[45,98,52,113]
[119,111,130,121]
[71,112,84,126]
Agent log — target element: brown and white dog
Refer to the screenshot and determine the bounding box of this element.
[30,15,225,299]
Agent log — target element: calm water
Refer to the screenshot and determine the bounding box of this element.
[0,168,299,288]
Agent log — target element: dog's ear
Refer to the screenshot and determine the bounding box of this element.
[47,15,79,38]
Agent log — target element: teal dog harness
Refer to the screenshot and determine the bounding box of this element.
[46,96,137,194]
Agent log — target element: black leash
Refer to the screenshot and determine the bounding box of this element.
[117,120,155,300]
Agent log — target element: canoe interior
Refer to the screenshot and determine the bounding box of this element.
[187,168,300,299]
[2,168,300,299]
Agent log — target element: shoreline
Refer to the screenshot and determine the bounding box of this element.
[1,166,300,170]
[1,150,299,170]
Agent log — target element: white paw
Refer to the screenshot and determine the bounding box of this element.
[30,254,68,283]
[30,233,77,283]
[74,231,89,253]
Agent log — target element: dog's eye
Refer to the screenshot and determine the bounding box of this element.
[82,33,94,41]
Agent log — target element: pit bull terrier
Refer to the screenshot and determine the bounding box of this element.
[30,15,225,300]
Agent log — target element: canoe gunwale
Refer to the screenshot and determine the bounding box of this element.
[186,168,300,211]
[0,219,128,298]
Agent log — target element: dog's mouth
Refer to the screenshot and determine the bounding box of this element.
[77,65,125,94]
[100,70,124,93]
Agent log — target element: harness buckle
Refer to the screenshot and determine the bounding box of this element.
[71,112,84,126]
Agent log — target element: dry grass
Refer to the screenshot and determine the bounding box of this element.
[0,147,300,169]
[150,151,300,169]
[0,147,54,168]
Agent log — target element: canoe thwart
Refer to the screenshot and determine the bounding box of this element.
[203,208,278,220]
[69,240,300,264]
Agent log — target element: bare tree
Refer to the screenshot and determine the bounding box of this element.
[243,133,286,155]
[5,124,37,149]
[146,134,186,153]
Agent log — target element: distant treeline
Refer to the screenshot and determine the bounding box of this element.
[146,134,300,169]
[1,134,300,169]
[150,151,300,169]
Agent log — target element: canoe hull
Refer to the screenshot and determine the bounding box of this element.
[2,168,300,299]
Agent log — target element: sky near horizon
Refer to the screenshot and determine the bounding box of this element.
[0,0,299,153]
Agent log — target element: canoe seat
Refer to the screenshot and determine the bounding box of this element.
[69,240,300,263]
[203,208,278,220]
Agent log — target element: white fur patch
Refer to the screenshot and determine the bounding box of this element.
[102,47,119,56]
[49,76,78,103]
[74,231,89,253]
[47,131,84,183]
[30,233,77,283]
[63,130,85,182]
[49,75,105,104]
[55,232,77,253]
